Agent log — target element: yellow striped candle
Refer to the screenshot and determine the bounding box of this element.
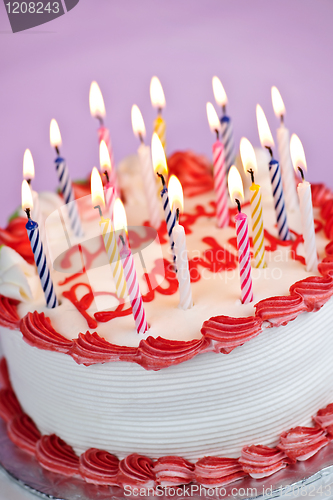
[150,76,166,153]
[91,167,127,300]
[240,138,266,269]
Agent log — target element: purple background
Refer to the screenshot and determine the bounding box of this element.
[0,0,332,226]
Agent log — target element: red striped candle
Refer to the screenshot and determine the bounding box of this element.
[235,212,253,304]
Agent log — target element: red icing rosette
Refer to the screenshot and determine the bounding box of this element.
[195,457,246,486]
[278,426,329,462]
[201,316,262,354]
[311,183,333,208]
[289,276,333,312]
[117,453,156,488]
[255,295,307,327]
[167,151,214,198]
[153,456,194,486]
[239,445,290,478]
[0,387,23,422]
[20,311,74,354]
[7,414,41,455]
[71,332,137,366]
[0,295,20,329]
[138,336,210,371]
[36,434,80,476]
[314,403,333,430]
[0,218,34,264]
[79,448,119,485]
[0,357,10,389]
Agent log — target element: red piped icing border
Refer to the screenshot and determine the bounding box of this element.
[1,182,333,370]
[1,361,333,488]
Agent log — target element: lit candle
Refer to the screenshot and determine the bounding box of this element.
[50,119,84,237]
[240,138,266,269]
[150,76,166,153]
[271,86,298,212]
[23,149,43,234]
[99,140,116,220]
[212,76,235,171]
[169,175,193,310]
[21,180,58,308]
[206,102,229,228]
[290,134,318,272]
[89,81,119,195]
[256,104,290,241]
[228,167,253,304]
[114,199,149,334]
[151,133,176,266]
[91,167,127,299]
[131,105,162,230]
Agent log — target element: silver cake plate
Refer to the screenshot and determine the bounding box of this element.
[2,419,333,500]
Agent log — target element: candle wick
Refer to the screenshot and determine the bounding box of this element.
[222,104,226,115]
[157,107,162,116]
[103,170,110,184]
[280,114,284,125]
[247,169,255,184]
[297,166,305,181]
[94,205,103,217]
[265,145,273,158]
[97,115,104,127]
[55,146,60,156]
[138,133,145,145]
[119,234,125,245]
[235,199,241,214]
[215,129,219,140]
[156,171,165,186]
[176,208,180,222]
[27,178,31,185]
[24,208,31,219]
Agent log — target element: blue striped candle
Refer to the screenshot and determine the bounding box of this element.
[55,156,84,237]
[269,157,290,241]
[26,217,58,309]
[220,115,235,171]
[157,173,176,266]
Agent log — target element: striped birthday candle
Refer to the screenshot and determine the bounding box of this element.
[120,238,149,334]
[220,115,235,172]
[55,157,84,237]
[235,212,253,304]
[97,126,119,196]
[100,216,127,299]
[249,183,266,268]
[269,157,290,241]
[157,173,176,266]
[212,140,229,228]
[26,219,58,308]
[154,114,166,153]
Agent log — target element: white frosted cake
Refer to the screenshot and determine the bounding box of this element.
[1,151,333,488]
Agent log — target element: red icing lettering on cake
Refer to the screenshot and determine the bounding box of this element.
[153,456,194,486]
[239,445,290,478]
[278,426,329,462]
[36,434,80,476]
[117,453,155,488]
[79,448,119,485]
[7,414,41,455]
[194,457,247,486]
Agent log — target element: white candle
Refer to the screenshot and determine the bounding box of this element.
[131,105,162,230]
[290,134,318,272]
[169,176,193,310]
[272,87,298,212]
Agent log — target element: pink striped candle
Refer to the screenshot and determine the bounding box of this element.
[99,140,116,219]
[207,102,229,228]
[235,212,253,304]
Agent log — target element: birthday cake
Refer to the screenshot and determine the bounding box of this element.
[1,147,333,491]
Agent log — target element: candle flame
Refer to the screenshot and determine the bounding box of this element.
[290,133,307,174]
[271,86,286,118]
[256,104,274,149]
[99,140,111,173]
[151,132,168,177]
[21,180,33,212]
[89,81,106,118]
[168,175,184,214]
[23,149,35,180]
[228,166,244,205]
[50,119,62,148]
[206,102,221,134]
[131,104,146,138]
[240,137,258,175]
[150,76,166,109]
[113,198,128,234]
[91,167,105,209]
[212,76,228,107]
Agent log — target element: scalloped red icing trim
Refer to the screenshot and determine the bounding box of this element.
[0,183,333,371]
[0,362,333,487]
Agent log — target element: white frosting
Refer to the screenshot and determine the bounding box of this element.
[0,246,36,302]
